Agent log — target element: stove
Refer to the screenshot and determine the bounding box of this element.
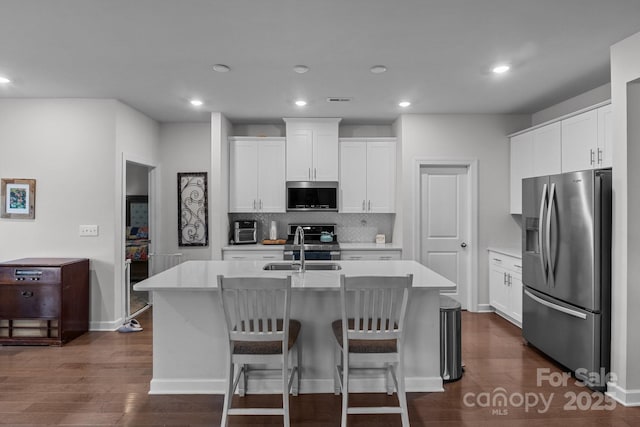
[283,224,341,260]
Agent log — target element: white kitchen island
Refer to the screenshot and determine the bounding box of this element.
[134,260,456,395]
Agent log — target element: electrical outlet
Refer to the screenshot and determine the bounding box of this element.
[79,225,99,236]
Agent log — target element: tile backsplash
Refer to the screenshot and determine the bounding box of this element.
[228,212,394,243]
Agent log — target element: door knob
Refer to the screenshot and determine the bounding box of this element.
[460,242,467,248]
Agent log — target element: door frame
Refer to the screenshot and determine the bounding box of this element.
[119,152,159,324]
[412,158,479,311]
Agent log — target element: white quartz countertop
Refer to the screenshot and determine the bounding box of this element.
[222,244,285,251]
[222,243,402,251]
[487,247,522,259]
[134,260,455,291]
[339,243,402,250]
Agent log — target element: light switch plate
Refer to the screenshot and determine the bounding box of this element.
[79,225,99,236]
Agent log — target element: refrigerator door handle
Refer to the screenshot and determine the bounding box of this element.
[524,290,587,320]
[538,183,548,282]
[546,183,556,286]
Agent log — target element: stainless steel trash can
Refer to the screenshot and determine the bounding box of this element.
[440,296,463,381]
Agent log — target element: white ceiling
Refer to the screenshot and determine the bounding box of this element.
[1,0,639,124]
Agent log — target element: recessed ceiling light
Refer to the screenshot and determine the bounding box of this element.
[492,64,510,74]
[370,65,387,74]
[398,101,411,108]
[0,76,11,84]
[190,99,204,107]
[295,100,307,107]
[293,65,309,74]
[212,64,230,73]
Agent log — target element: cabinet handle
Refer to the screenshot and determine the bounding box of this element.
[514,264,522,269]
[368,200,371,211]
[253,200,256,210]
[231,256,246,259]
[260,199,263,210]
[380,256,392,260]
[508,274,513,286]
[309,168,311,179]
[503,272,507,285]
[314,168,317,179]
[21,291,34,298]
[362,200,366,211]
[493,258,502,262]
[263,256,276,259]
[597,148,603,165]
[349,256,362,260]
[590,149,595,166]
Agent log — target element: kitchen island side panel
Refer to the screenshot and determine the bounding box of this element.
[149,288,442,394]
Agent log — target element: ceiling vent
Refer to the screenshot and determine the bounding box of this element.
[326,97,352,103]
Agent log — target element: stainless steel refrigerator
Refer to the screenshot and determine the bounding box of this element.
[522,169,611,390]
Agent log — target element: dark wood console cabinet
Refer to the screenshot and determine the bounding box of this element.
[0,258,89,345]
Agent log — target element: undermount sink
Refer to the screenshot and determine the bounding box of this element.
[262,262,342,271]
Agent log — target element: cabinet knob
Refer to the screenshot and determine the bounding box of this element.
[21,291,34,298]
[460,242,467,248]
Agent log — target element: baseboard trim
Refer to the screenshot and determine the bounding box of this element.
[89,317,124,331]
[475,304,493,313]
[148,376,444,395]
[606,382,640,406]
[150,378,225,395]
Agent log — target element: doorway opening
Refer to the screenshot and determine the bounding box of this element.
[125,162,152,318]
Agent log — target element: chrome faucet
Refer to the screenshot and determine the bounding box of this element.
[293,226,305,272]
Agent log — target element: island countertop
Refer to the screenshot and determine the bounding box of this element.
[133,259,456,291]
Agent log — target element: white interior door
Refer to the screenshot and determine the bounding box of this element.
[420,166,469,308]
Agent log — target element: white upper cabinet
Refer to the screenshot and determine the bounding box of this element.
[561,109,597,173]
[339,138,396,213]
[229,137,285,213]
[561,105,612,173]
[284,118,341,181]
[509,132,533,214]
[509,102,611,214]
[509,122,560,214]
[531,122,562,176]
[597,104,613,168]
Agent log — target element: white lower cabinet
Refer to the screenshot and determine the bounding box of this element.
[222,249,283,261]
[489,251,522,327]
[341,249,401,261]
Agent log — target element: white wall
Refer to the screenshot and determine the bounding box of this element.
[114,102,159,324]
[609,30,640,405]
[397,114,530,306]
[532,83,611,125]
[232,123,284,137]
[157,122,212,260]
[339,124,394,137]
[0,99,117,325]
[211,113,231,259]
[126,163,149,195]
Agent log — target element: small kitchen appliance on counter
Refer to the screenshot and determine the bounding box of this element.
[232,220,258,244]
[283,224,341,260]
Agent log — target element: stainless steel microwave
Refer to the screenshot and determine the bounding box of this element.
[286,181,338,212]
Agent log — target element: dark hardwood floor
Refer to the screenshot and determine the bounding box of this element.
[1,309,638,426]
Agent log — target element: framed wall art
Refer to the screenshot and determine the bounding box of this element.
[1,178,36,219]
[177,172,208,246]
